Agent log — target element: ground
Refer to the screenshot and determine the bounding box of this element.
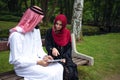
[104,74,120,80]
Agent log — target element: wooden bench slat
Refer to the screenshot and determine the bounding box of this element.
[1,75,18,80]
[0,71,23,80]
[0,71,14,76]
[72,58,83,62]
[73,59,83,63]
[75,60,88,65]
[4,76,23,80]
[72,57,89,66]
[0,76,23,80]
[0,41,9,51]
[0,71,15,78]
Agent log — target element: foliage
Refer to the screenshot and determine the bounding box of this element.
[0,0,119,32]
[0,15,20,22]
[83,0,120,32]
[0,21,100,38]
[0,21,17,29]
[0,29,9,38]
[0,21,17,38]
[83,0,94,24]
[0,0,7,10]
[82,25,100,35]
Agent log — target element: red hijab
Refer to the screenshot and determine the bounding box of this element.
[52,14,71,46]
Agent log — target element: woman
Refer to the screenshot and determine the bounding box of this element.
[45,14,79,80]
[8,6,63,80]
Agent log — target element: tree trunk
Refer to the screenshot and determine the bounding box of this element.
[71,0,84,41]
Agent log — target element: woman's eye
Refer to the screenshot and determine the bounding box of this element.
[56,23,62,26]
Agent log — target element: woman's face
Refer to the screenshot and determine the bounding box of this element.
[55,20,62,31]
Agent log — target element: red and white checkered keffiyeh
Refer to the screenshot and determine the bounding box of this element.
[10,6,44,34]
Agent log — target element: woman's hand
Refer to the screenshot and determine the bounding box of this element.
[61,59,66,63]
[52,48,60,56]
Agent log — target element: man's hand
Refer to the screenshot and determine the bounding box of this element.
[43,55,53,62]
[37,60,48,67]
[37,55,53,67]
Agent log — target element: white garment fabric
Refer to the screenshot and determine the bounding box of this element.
[9,28,63,80]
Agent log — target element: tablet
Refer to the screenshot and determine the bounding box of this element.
[48,59,64,62]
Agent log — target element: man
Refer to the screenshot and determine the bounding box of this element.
[8,6,63,80]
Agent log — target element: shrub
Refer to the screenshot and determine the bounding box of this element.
[0,15,20,22]
[82,25,100,35]
[0,29,9,38]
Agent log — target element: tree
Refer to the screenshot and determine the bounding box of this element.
[71,0,84,41]
[39,0,57,26]
[58,0,74,24]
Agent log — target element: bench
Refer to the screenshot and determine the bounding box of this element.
[0,33,94,80]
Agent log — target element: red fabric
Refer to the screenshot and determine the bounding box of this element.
[10,6,44,34]
[52,14,71,46]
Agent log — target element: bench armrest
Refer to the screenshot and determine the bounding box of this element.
[71,33,94,66]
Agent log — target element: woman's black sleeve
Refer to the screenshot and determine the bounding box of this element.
[45,29,54,55]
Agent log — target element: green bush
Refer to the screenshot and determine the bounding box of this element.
[40,29,47,38]
[82,25,100,35]
[0,29,9,38]
[0,21,100,38]
[0,11,23,16]
[0,15,20,22]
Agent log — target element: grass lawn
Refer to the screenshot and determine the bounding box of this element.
[77,33,120,80]
[0,33,120,80]
[0,51,13,72]
[0,21,17,30]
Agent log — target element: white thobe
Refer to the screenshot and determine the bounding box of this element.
[9,28,63,80]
